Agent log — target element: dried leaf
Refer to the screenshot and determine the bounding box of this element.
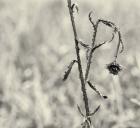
[77,105,85,117]
[63,60,77,81]
[99,19,115,28]
[89,105,100,116]
[87,81,108,99]
[71,3,79,13]
[78,39,89,48]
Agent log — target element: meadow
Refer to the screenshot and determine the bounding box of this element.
[0,0,140,128]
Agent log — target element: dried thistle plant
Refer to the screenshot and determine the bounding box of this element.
[63,0,124,127]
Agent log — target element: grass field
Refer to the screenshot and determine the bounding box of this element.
[0,0,140,128]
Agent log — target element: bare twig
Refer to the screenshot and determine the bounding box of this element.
[92,41,107,51]
[67,0,91,123]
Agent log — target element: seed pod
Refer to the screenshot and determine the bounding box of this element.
[106,61,122,75]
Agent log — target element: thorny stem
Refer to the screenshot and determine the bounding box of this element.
[67,0,91,121]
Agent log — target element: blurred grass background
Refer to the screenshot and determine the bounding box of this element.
[0,0,140,128]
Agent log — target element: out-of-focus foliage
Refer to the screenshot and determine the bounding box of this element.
[0,0,140,128]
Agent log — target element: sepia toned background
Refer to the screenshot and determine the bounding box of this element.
[0,0,140,128]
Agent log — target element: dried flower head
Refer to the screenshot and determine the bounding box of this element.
[106,61,122,75]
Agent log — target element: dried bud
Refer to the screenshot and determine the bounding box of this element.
[106,61,122,75]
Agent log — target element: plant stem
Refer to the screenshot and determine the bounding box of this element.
[67,0,90,119]
[85,24,97,81]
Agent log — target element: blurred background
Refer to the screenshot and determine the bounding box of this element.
[0,0,140,128]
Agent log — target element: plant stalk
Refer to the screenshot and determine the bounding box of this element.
[67,0,90,119]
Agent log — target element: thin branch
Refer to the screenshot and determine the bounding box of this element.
[67,0,78,38]
[88,12,97,48]
[92,36,115,52]
[92,41,107,52]
[67,0,91,121]
[84,30,97,80]
[84,36,97,81]
[85,16,99,80]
